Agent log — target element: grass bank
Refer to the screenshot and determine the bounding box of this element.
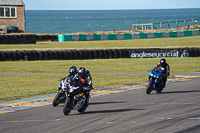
[0,57,200,101]
[0,36,200,51]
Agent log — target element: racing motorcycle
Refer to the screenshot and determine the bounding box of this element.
[52,77,70,107]
[146,68,164,94]
[63,76,89,115]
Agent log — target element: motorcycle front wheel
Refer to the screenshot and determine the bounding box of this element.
[63,98,73,115]
[52,92,63,107]
[146,81,154,94]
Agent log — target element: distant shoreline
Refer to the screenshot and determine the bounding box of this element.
[25,7,200,11]
[25,9,200,33]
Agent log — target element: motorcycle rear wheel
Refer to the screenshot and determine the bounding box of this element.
[63,98,73,115]
[156,87,164,93]
[77,99,89,113]
[146,81,153,94]
[156,81,164,93]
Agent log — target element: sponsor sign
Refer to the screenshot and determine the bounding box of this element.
[130,50,189,58]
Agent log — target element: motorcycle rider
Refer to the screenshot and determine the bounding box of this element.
[154,58,170,88]
[77,67,93,106]
[66,66,77,78]
[58,66,77,91]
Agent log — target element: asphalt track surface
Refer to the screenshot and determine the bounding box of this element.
[0,77,200,133]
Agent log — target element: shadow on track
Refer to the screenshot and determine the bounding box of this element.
[90,101,128,105]
[161,90,200,94]
[70,108,145,115]
[84,108,144,114]
[53,101,128,107]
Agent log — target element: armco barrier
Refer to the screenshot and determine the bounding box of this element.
[117,34,124,40]
[58,29,200,42]
[124,33,132,40]
[147,32,154,39]
[169,31,177,37]
[108,34,117,40]
[184,30,192,36]
[192,30,198,36]
[94,34,101,40]
[0,48,199,61]
[87,35,94,41]
[140,33,148,39]
[162,32,170,38]
[132,32,140,39]
[79,34,87,41]
[154,32,162,38]
[177,31,184,37]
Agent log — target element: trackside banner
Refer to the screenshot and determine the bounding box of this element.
[130,50,189,58]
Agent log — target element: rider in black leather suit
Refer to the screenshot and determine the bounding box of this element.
[58,66,77,91]
[154,58,170,88]
[77,67,93,106]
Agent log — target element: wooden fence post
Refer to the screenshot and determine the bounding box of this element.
[184,20,186,27]
[168,22,170,29]
[192,19,194,27]
[160,22,162,29]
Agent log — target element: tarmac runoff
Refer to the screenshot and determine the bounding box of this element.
[0,73,200,115]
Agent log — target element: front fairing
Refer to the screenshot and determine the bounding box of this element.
[58,77,70,91]
[66,78,83,94]
[148,69,163,90]
[149,69,162,79]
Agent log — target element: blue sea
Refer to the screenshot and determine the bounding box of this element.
[25,8,200,34]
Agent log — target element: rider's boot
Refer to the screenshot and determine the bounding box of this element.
[84,90,90,107]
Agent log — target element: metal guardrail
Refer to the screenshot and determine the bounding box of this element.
[132,19,200,30]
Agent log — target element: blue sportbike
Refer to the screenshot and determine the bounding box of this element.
[146,68,165,94]
[63,76,89,115]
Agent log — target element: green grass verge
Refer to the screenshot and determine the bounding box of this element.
[0,74,147,101]
[0,58,199,73]
[0,36,200,51]
[0,57,200,101]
